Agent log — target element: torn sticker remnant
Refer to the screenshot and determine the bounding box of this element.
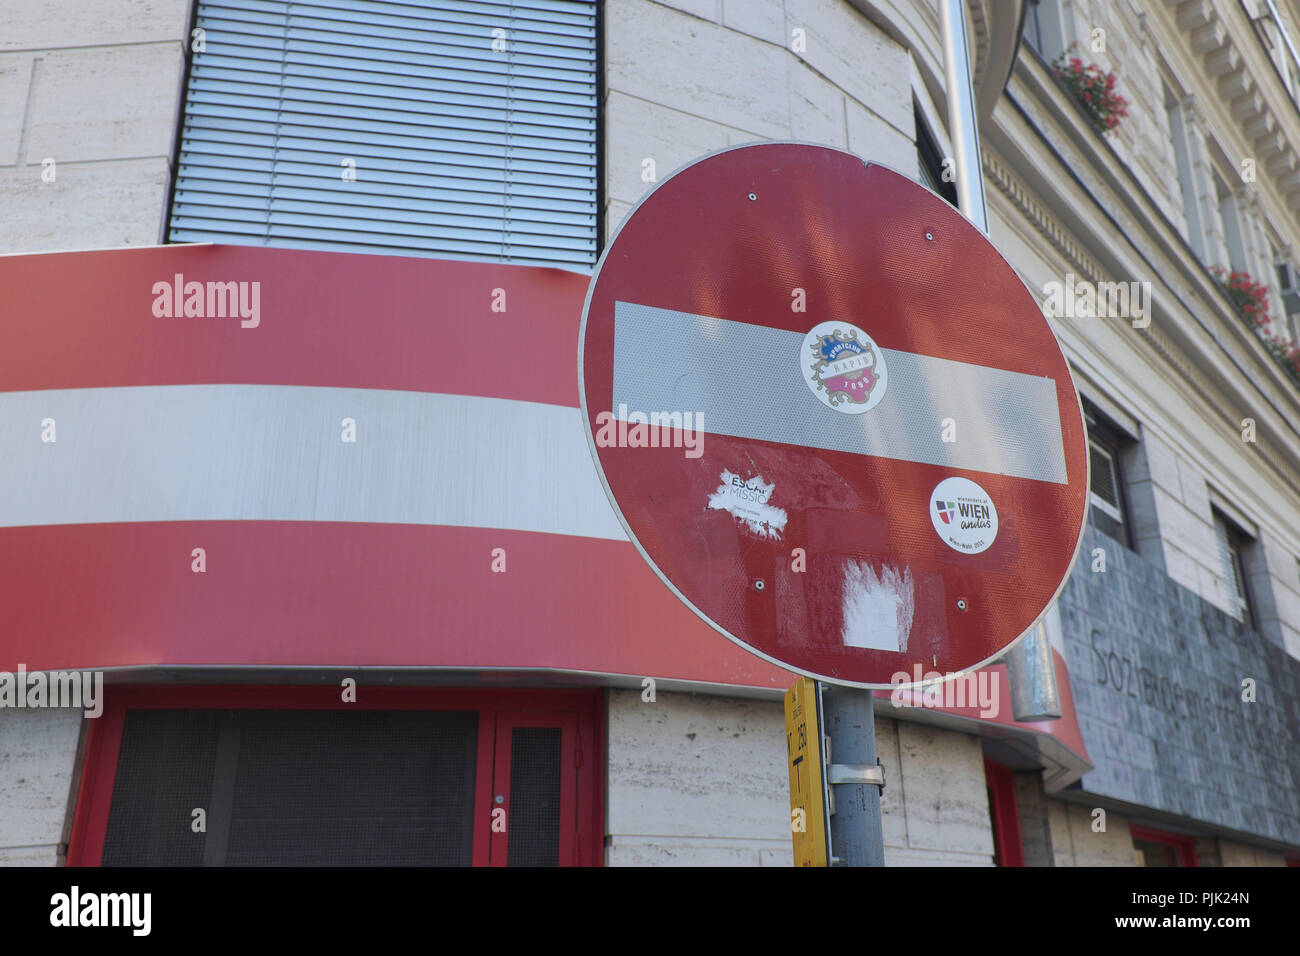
[707,469,788,540]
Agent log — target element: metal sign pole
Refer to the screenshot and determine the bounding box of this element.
[939,0,1065,721]
[819,681,886,866]
[807,4,983,862]
[795,1,985,869]
[940,0,988,234]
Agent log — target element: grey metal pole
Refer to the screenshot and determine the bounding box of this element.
[940,0,989,234]
[940,0,1064,723]
[819,681,886,866]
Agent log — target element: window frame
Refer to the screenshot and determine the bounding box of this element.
[1018,0,1066,62]
[1083,401,1135,550]
[1215,174,1250,274]
[1022,0,1043,54]
[1212,508,1257,629]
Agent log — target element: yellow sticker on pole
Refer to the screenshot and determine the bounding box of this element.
[785,677,829,867]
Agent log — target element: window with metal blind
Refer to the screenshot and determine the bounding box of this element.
[1088,441,1121,517]
[168,0,599,269]
[1212,509,1255,627]
[1083,403,1132,549]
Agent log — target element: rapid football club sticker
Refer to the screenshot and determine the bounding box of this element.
[930,476,999,554]
[801,321,888,414]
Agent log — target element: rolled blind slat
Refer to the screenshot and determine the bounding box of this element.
[177,163,595,203]
[170,0,598,270]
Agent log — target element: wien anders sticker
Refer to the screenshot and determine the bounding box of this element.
[929,477,998,555]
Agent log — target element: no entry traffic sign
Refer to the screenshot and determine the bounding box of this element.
[579,143,1088,688]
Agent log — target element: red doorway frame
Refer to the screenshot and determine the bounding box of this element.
[1130,824,1198,867]
[67,685,604,867]
[983,758,1024,867]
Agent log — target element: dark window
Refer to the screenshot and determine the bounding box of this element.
[1084,402,1133,549]
[103,710,479,866]
[915,103,957,207]
[167,0,599,269]
[1277,260,1300,338]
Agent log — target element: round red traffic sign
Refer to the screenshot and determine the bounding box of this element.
[579,143,1087,688]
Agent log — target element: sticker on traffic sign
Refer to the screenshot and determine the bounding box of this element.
[579,143,1088,688]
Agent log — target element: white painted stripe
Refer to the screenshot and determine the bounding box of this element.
[613,301,1068,484]
[0,385,627,539]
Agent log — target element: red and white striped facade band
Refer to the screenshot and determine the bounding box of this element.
[0,243,1089,763]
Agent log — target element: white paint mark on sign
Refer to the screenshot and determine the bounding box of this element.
[707,470,787,539]
[841,561,914,652]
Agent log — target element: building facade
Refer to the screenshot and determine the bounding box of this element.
[0,0,1296,866]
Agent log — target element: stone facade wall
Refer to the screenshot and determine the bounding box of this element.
[605,689,996,865]
[0,0,192,253]
[1058,523,1300,847]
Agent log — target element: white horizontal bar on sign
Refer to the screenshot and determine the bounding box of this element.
[0,385,625,539]
[612,301,1068,485]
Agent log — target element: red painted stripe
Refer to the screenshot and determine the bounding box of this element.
[0,245,587,406]
[1,516,1088,761]
[0,521,791,686]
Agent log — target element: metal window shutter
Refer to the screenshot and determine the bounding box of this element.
[169,0,598,270]
[1211,514,1246,621]
[1087,440,1122,520]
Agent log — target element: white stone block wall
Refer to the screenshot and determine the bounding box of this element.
[879,719,997,865]
[605,689,995,865]
[0,0,192,253]
[0,710,84,866]
[1125,429,1225,606]
[1217,838,1288,866]
[1046,799,1137,866]
[604,0,918,238]
[604,688,794,865]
